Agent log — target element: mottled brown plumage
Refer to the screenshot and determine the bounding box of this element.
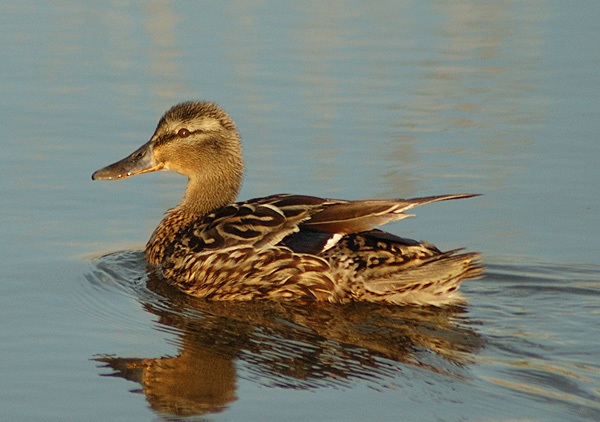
[92,101,482,305]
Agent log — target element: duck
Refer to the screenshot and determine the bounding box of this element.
[92,101,482,305]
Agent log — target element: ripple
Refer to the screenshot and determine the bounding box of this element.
[77,250,166,335]
[470,258,600,418]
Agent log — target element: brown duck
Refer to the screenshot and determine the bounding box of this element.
[92,101,482,305]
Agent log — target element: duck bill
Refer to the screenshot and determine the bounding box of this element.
[92,141,164,180]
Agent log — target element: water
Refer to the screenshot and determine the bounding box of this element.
[2,1,600,420]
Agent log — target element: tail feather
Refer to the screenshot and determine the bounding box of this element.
[305,193,481,234]
[362,251,483,306]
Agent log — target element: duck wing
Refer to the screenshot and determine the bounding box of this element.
[175,193,478,255]
[173,199,315,253]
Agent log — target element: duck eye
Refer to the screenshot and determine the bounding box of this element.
[177,128,190,138]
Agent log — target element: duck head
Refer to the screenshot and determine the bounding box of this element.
[92,101,244,213]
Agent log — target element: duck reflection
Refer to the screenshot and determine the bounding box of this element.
[91,251,483,417]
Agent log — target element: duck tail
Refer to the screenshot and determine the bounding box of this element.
[361,251,483,306]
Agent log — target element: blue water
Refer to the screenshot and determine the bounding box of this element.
[2,1,600,421]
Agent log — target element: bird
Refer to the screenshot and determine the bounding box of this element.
[92,101,482,305]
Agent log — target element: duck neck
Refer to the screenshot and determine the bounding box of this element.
[180,171,241,216]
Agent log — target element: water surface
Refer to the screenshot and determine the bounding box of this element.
[1,1,599,421]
